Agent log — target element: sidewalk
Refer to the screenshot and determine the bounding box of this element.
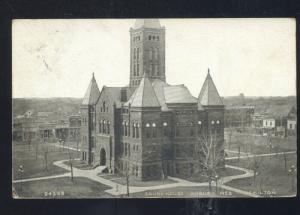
[226,151,296,160]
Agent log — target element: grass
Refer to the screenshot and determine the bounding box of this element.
[225,131,296,155]
[129,186,246,198]
[180,167,245,183]
[225,153,297,197]
[13,177,113,198]
[12,142,80,180]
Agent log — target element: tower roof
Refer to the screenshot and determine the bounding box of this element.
[133,19,161,29]
[82,73,101,105]
[125,74,160,108]
[198,70,223,106]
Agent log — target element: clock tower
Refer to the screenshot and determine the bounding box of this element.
[129,19,166,87]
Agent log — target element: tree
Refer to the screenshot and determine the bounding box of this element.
[68,148,74,183]
[115,161,131,197]
[195,130,224,192]
[247,155,264,185]
[283,152,287,171]
[42,145,49,171]
[35,139,40,160]
[26,131,34,151]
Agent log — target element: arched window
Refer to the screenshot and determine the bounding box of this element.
[122,122,125,136]
[155,65,159,76]
[137,64,139,76]
[124,122,128,136]
[152,123,157,138]
[149,48,153,60]
[150,64,154,76]
[155,48,159,59]
[103,120,106,134]
[133,48,136,59]
[103,102,106,113]
[99,120,102,133]
[136,123,140,138]
[132,123,136,138]
[148,35,151,40]
[198,121,202,135]
[107,121,110,134]
[146,123,151,138]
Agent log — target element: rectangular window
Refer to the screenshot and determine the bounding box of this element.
[128,144,131,157]
[146,128,151,138]
[107,123,110,134]
[152,127,157,138]
[190,128,194,137]
[132,124,135,138]
[176,127,180,137]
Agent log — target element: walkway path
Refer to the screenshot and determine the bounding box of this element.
[225,151,296,160]
[51,143,80,152]
[16,142,288,197]
[13,158,259,197]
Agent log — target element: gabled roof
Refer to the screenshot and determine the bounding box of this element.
[198,70,223,106]
[133,19,161,29]
[164,85,197,104]
[125,75,160,108]
[82,74,100,105]
[101,86,134,108]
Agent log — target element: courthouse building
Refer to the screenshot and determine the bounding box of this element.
[80,19,225,180]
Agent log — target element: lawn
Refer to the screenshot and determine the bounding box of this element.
[225,153,297,197]
[12,142,80,180]
[100,173,177,187]
[13,177,113,198]
[225,131,297,155]
[128,186,247,198]
[180,167,245,183]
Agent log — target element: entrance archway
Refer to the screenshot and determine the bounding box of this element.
[100,148,106,166]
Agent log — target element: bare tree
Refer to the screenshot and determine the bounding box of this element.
[195,130,224,192]
[42,145,49,171]
[68,148,74,183]
[283,152,287,171]
[115,161,131,197]
[35,139,39,160]
[247,155,264,185]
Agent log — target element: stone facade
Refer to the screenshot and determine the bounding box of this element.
[80,19,225,181]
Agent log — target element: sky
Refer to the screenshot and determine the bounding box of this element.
[12,18,296,98]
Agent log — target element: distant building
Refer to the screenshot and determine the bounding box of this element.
[287,106,297,136]
[80,19,225,181]
[225,106,254,128]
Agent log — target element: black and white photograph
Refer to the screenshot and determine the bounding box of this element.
[12,18,296,198]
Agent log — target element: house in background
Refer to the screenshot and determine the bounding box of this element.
[287,106,297,136]
[224,105,254,128]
